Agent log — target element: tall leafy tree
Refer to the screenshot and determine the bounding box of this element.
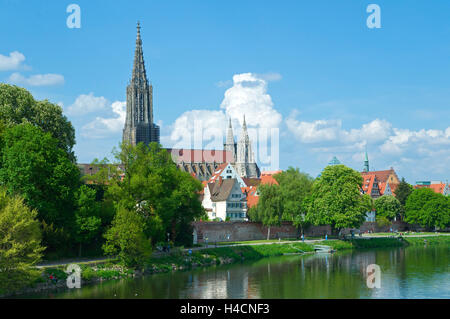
[421,195,450,230]
[106,142,205,246]
[274,167,314,234]
[0,84,75,160]
[405,188,450,230]
[74,185,102,256]
[394,177,414,207]
[374,195,402,221]
[0,124,80,230]
[103,207,152,268]
[248,183,283,240]
[306,165,367,233]
[0,188,45,293]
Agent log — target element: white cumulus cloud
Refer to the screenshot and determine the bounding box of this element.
[8,72,64,87]
[81,101,126,139]
[286,111,450,179]
[167,73,283,150]
[220,73,282,129]
[66,93,109,116]
[0,51,25,71]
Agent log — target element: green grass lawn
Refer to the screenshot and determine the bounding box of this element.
[363,231,445,237]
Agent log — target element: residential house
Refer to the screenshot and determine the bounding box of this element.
[202,177,247,221]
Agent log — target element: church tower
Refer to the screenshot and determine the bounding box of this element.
[224,118,237,163]
[235,115,260,178]
[363,149,370,172]
[123,22,160,146]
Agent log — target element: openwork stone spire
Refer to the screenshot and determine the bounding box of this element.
[132,22,148,85]
[224,118,236,163]
[123,22,160,146]
[235,115,259,178]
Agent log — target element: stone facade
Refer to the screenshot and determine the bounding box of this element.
[123,22,160,146]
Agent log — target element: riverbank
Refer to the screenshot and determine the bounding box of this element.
[2,235,449,298]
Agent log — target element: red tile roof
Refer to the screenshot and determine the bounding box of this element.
[361,168,399,184]
[242,186,259,208]
[261,170,282,176]
[362,174,376,195]
[415,183,448,194]
[166,148,234,164]
[205,163,229,184]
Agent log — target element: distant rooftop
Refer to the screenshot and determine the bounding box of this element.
[328,156,341,165]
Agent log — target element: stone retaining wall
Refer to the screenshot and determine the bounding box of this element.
[192,221,424,243]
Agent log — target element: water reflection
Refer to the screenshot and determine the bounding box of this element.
[21,246,449,299]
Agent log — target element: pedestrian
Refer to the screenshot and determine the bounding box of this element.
[325,234,328,240]
[302,233,305,242]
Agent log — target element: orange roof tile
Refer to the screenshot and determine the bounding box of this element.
[429,183,446,194]
[242,186,259,208]
[206,163,229,184]
[361,168,399,184]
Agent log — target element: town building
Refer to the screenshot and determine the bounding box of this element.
[360,151,400,198]
[202,177,247,221]
[171,116,261,181]
[241,170,282,210]
[415,181,450,196]
[169,149,234,182]
[358,151,401,221]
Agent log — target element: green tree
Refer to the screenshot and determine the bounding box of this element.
[0,84,76,160]
[374,195,402,221]
[103,207,152,267]
[0,188,45,293]
[405,188,449,230]
[421,195,450,230]
[248,183,283,239]
[394,177,413,207]
[305,165,367,233]
[74,185,102,257]
[0,124,80,231]
[106,142,205,246]
[274,167,314,234]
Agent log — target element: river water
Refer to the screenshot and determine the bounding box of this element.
[24,246,449,299]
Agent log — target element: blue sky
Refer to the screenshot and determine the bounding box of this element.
[1,0,449,183]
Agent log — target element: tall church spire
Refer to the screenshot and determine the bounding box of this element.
[363,147,370,172]
[132,21,148,84]
[235,114,259,178]
[224,118,236,163]
[123,22,160,146]
[240,115,249,143]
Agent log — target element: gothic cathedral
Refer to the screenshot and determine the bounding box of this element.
[224,116,260,178]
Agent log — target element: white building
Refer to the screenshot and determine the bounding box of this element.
[202,177,247,221]
[208,163,247,187]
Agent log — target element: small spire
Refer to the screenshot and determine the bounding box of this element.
[242,115,247,129]
[229,117,232,128]
[363,146,370,172]
[136,21,141,44]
